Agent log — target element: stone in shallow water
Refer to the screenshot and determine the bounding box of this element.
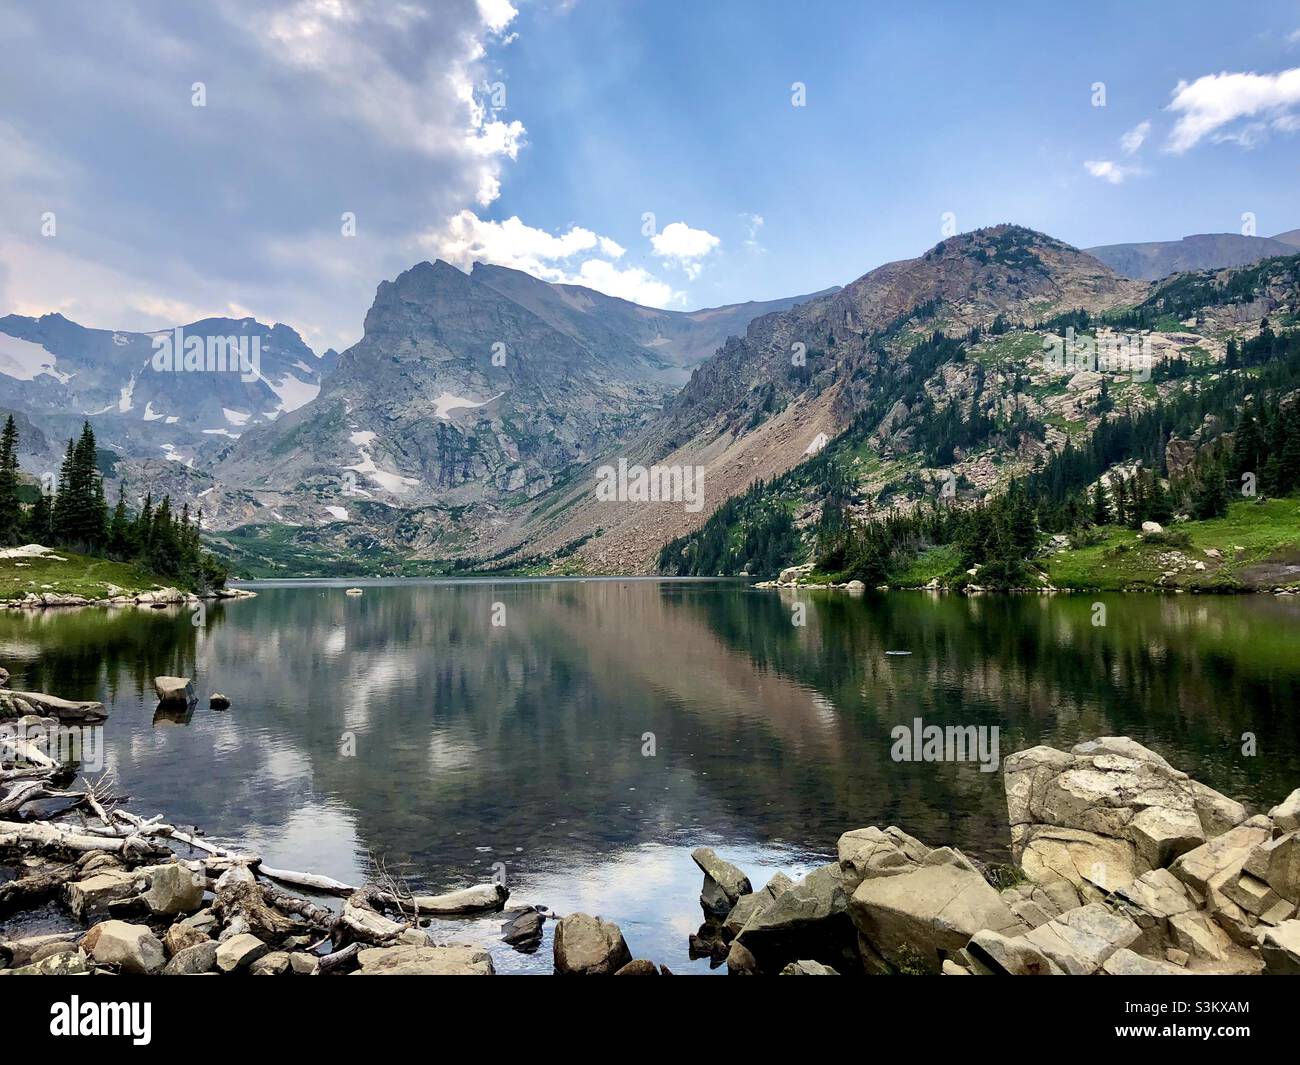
[553,913,631,976]
[691,847,751,918]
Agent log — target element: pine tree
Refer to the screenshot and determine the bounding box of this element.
[0,415,20,545]
[1091,480,1109,526]
[108,482,131,557]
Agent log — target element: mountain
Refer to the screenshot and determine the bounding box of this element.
[1087,232,1298,281]
[0,313,332,479]
[472,262,837,381]
[466,226,1147,571]
[199,260,827,541]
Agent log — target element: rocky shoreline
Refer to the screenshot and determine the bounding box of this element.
[3,666,1298,975]
[2,586,257,610]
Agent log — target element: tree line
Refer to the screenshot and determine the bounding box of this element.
[0,417,227,590]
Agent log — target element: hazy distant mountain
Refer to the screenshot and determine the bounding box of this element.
[0,312,332,477]
[472,261,837,382]
[1086,232,1297,281]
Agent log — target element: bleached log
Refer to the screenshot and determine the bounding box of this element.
[402,883,509,915]
[259,865,355,896]
[5,690,106,723]
[0,820,164,858]
[314,942,360,975]
[0,862,77,915]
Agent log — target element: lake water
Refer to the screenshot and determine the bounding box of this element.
[3,579,1299,973]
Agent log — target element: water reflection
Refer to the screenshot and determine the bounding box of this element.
[2,580,1298,973]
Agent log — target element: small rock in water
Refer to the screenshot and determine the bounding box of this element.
[501,909,545,953]
[209,692,231,710]
[345,587,363,596]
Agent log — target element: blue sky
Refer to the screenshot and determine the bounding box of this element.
[2,0,1299,351]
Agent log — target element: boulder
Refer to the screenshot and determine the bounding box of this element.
[1244,831,1300,904]
[215,933,268,973]
[1169,816,1273,898]
[1020,903,1142,975]
[501,909,544,952]
[613,959,660,976]
[1270,789,1300,833]
[849,861,1024,973]
[1261,920,1300,975]
[553,914,633,975]
[723,871,793,939]
[1004,738,1247,894]
[1141,521,1165,534]
[736,863,858,974]
[83,920,166,975]
[288,953,318,975]
[2,950,91,976]
[967,929,1064,975]
[1101,948,1189,975]
[162,941,218,976]
[162,923,210,958]
[143,862,205,916]
[691,847,752,917]
[725,940,757,975]
[65,868,147,921]
[836,825,929,893]
[250,951,291,976]
[153,676,195,704]
[209,693,231,710]
[354,944,494,975]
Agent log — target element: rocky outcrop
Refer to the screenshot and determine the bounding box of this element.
[1004,737,1247,904]
[700,735,1295,976]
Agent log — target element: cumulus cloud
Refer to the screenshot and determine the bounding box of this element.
[0,0,524,350]
[650,221,721,279]
[1120,120,1151,155]
[424,211,682,307]
[1165,67,1300,153]
[1084,159,1143,184]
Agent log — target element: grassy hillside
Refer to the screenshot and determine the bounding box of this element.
[0,548,174,602]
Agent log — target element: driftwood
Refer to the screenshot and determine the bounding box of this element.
[0,820,164,859]
[2,709,507,974]
[0,862,77,915]
[314,942,360,975]
[0,779,86,818]
[3,690,107,722]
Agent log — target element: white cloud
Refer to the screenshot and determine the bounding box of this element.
[476,0,518,33]
[650,221,721,280]
[1165,67,1300,153]
[423,211,682,308]
[740,212,765,252]
[1084,159,1142,184]
[1120,120,1151,155]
